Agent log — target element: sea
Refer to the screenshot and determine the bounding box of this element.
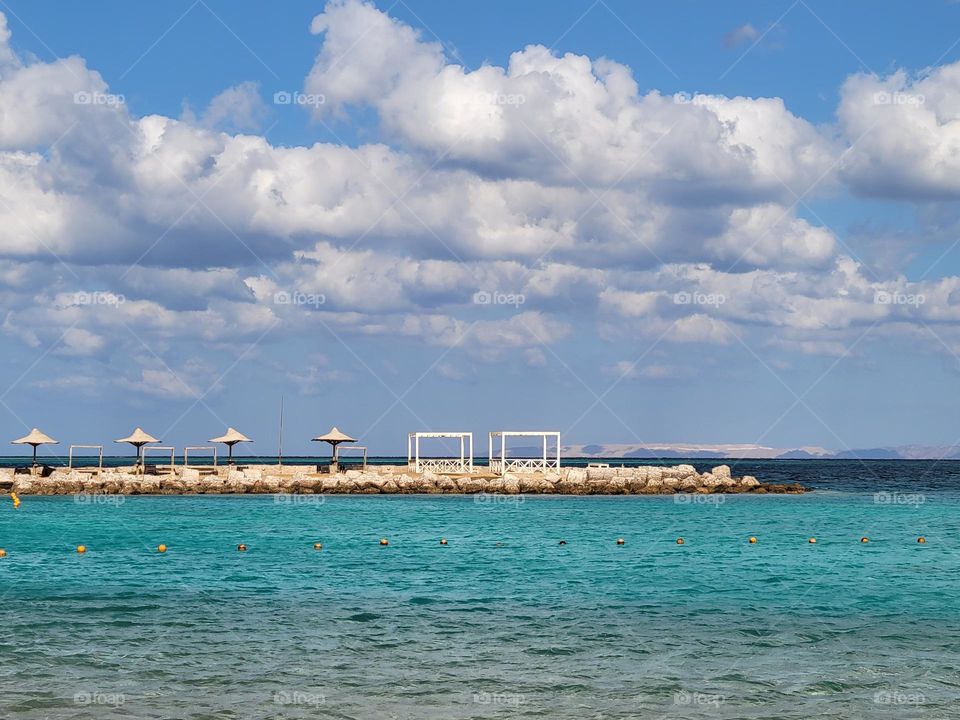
[1,458,958,719]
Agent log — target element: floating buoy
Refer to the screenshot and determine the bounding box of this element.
[237,544,248,552]
[379,538,389,546]
[749,537,757,544]
[76,545,87,554]
[558,540,567,546]
[860,537,869,543]
[808,538,816,544]
[157,544,167,553]
[439,538,448,545]
[918,537,926,544]
[10,492,19,509]
[676,538,684,545]
[0,549,7,558]
[616,538,625,545]
[313,542,323,551]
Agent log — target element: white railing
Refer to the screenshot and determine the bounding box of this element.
[489,458,559,473]
[414,458,470,473]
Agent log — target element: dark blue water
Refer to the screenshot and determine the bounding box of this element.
[1,461,958,718]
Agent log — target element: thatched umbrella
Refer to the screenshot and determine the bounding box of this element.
[11,428,58,467]
[311,426,356,473]
[209,427,252,465]
[115,427,159,470]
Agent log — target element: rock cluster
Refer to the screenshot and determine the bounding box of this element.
[0,464,807,496]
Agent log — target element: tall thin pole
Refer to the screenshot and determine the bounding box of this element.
[278,396,284,469]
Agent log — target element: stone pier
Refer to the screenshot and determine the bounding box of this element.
[0,463,807,496]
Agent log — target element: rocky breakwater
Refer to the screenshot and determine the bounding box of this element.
[0,464,807,496]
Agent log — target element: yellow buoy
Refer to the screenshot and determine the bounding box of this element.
[10,492,20,509]
[313,542,323,551]
[0,549,7,558]
[808,538,816,544]
[76,545,87,554]
[157,544,167,553]
[616,538,625,545]
[918,537,926,544]
[676,538,684,545]
[860,537,869,543]
[748,537,757,544]
[379,538,389,546]
[237,544,248,552]
[439,538,448,545]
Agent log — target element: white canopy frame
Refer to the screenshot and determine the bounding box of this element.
[142,446,176,476]
[408,432,474,474]
[68,444,103,475]
[184,446,218,469]
[488,431,561,474]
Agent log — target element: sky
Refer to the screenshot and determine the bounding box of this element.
[1,0,960,458]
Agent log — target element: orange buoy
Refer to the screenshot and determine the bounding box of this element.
[918,537,926,544]
[439,538,448,545]
[808,538,816,544]
[237,544,248,552]
[76,545,87,554]
[616,538,625,545]
[313,542,323,550]
[157,544,167,553]
[860,537,869,543]
[379,538,389,546]
[0,549,7,558]
[749,537,757,544]
[676,538,684,545]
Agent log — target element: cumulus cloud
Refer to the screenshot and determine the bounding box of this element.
[839,61,960,200]
[0,0,956,403]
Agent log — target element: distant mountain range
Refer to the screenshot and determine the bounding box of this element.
[555,443,960,460]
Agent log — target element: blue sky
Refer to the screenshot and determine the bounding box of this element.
[1,0,960,458]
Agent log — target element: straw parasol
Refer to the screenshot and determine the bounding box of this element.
[11,428,58,467]
[209,427,252,465]
[115,427,159,469]
[311,426,356,472]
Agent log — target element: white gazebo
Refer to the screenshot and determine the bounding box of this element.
[408,432,473,473]
[488,431,561,474]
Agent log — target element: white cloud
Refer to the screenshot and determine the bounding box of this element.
[723,24,759,48]
[839,62,960,199]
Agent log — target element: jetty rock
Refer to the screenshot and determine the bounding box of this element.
[1,463,808,496]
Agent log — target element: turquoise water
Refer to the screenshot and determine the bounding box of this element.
[2,467,960,718]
